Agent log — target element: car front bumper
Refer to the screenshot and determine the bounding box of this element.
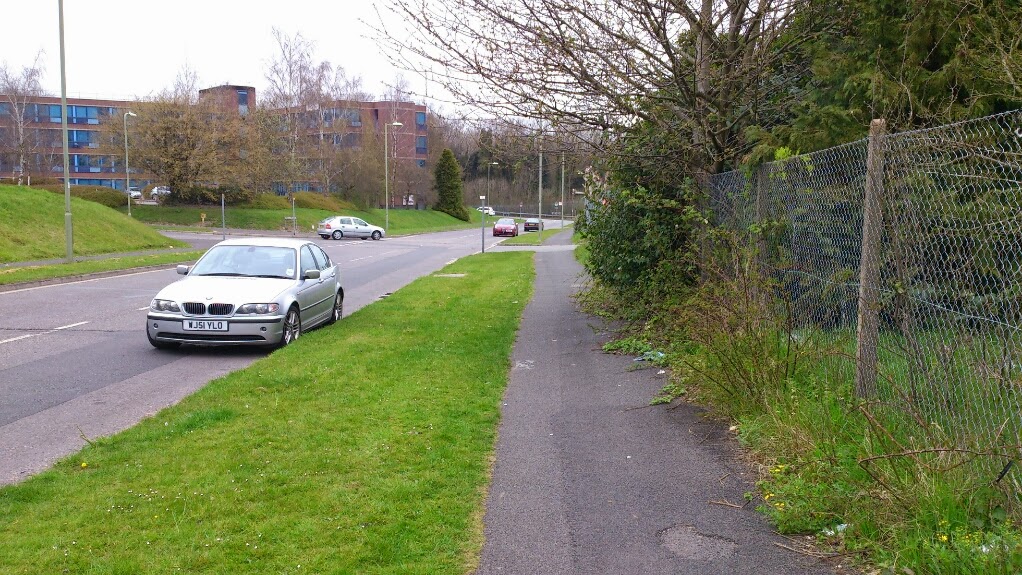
[146,313,285,346]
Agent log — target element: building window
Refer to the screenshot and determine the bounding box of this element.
[417,160,426,168]
[416,135,427,155]
[415,111,426,129]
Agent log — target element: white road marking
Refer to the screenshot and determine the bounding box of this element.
[137,306,151,311]
[0,334,33,345]
[0,268,169,296]
[0,321,90,346]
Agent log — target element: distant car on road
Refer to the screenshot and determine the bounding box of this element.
[317,215,385,240]
[126,187,142,200]
[477,206,496,216]
[524,218,543,232]
[492,218,518,237]
[146,237,343,349]
[150,185,171,199]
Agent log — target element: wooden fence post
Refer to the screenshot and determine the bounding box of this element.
[855,119,886,398]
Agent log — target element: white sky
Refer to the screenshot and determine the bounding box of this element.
[3,1,434,105]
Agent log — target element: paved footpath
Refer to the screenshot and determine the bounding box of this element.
[479,232,843,575]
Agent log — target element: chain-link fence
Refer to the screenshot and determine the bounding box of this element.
[705,110,1022,487]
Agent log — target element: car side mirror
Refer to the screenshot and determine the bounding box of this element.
[176,265,190,275]
[304,269,321,280]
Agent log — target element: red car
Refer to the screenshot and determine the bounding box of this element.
[492,218,519,237]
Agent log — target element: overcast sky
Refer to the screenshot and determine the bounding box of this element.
[4,1,432,104]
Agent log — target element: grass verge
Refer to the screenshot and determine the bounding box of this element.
[500,225,573,246]
[0,251,534,575]
[0,251,205,286]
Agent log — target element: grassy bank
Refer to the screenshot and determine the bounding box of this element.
[0,251,205,286]
[0,185,187,263]
[124,205,491,237]
[0,251,534,574]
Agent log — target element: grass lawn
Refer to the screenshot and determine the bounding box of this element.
[0,185,187,263]
[0,251,205,286]
[0,251,534,575]
[125,205,492,237]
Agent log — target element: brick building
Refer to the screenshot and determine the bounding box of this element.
[0,85,427,194]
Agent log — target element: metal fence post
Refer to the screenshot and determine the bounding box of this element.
[855,119,886,399]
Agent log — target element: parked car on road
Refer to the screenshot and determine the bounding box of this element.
[492,218,518,237]
[150,185,171,199]
[524,218,543,232]
[317,216,385,240]
[146,237,343,349]
[126,187,142,200]
[476,206,496,216]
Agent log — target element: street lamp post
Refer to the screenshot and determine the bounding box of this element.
[537,135,543,242]
[123,111,137,216]
[384,121,403,231]
[560,153,565,230]
[58,0,73,262]
[480,195,486,253]
[486,161,499,210]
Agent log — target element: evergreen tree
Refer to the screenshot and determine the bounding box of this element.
[433,148,470,221]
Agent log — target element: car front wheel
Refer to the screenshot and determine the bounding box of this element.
[371,230,382,240]
[332,230,342,240]
[278,306,301,348]
[325,291,343,325]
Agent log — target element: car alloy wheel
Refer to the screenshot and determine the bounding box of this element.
[371,230,382,240]
[332,230,343,240]
[326,292,343,325]
[280,306,301,347]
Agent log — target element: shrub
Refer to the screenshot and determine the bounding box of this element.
[35,184,127,209]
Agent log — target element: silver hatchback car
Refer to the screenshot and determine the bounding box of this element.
[146,237,343,349]
[317,216,385,240]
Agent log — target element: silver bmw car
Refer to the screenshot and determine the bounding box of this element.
[146,237,343,349]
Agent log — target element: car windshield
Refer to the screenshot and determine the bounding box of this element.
[189,245,296,279]
[497,218,515,225]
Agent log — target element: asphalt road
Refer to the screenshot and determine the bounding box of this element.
[478,233,842,575]
[0,222,560,486]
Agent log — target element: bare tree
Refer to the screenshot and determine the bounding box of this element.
[0,53,46,184]
[374,0,822,174]
[263,28,335,193]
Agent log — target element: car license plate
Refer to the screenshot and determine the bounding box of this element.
[183,319,228,331]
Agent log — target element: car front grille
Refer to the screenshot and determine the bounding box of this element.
[208,303,234,316]
[182,302,235,316]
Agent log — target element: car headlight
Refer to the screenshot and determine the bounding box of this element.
[151,299,180,312]
[236,303,280,315]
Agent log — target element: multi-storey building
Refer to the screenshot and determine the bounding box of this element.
[0,85,427,195]
[0,95,132,189]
